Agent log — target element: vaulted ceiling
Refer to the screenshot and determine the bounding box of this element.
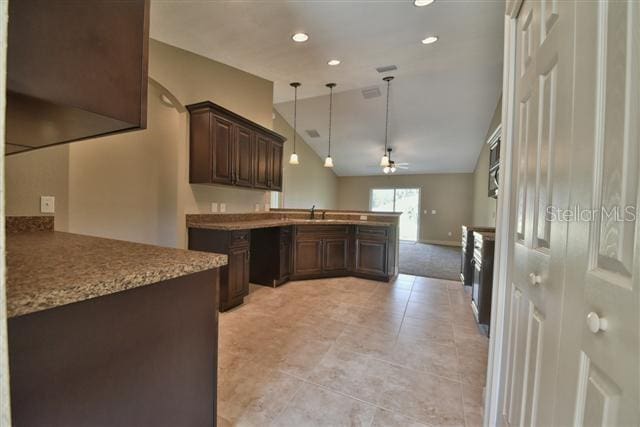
[150,0,504,176]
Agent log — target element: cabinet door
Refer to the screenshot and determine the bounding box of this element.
[228,246,250,300]
[294,239,323,275]
[354,239,387,277]
[211,115,234,184]
[323,238,348,272]
[234,125,254,187]
[254,134,270,189]
[189,110,212,183]
[269,140,283,191]
[279,239,291,279]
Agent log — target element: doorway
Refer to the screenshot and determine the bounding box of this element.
[370,188,420,241]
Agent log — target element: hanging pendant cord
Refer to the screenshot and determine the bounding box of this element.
[384,77,391,153]
[328,85,333,157]
[293,85,298,153]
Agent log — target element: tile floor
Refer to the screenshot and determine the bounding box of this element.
[217,274,489,427]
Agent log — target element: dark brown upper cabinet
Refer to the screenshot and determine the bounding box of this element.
[5,0,150,155]
[186,101,286,192]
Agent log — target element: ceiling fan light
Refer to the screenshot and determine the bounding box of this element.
[414,0,435,6]
[383,166,391,174]
[289,153,299,165]
[390,165,397,173]
[324,156,334,168]
[380,154,390,167]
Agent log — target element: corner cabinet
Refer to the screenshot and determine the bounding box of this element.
[186,101,286,191]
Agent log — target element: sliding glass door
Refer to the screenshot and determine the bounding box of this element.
[370,188,420,241]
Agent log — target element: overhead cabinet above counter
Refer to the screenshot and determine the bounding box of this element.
[187,101,286,192]
[5,0,150,155]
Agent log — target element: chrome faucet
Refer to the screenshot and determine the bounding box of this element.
[310,205,316,219]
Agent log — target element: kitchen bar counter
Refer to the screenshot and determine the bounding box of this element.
[7,230,227,318]
[187,218,393,231]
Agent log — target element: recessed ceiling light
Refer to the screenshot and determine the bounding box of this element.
[328,59,341,66]
[414,0,435,6]
[292,32,309,43]
[421,35,439,45]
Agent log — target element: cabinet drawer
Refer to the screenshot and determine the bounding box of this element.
[295,225,350,237]
[355,225,388,239]
[230,230,250,246]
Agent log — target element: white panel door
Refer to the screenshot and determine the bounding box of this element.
[500,0,639,425]
[553,1,640,425]
[501,0,574,425]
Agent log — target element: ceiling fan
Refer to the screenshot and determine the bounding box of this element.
[382,148,409,174]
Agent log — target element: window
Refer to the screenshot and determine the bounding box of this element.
[370,188,420,241]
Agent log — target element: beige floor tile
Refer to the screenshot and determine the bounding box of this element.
[307,347,395,404]
[385,334,460,381]
[260,336,333,378]
[377,367,465,426]
[462,381,485,427]
[335,325,398,359]
[371,409,429,427]
[274,382,377,427]
[349,308,405,335]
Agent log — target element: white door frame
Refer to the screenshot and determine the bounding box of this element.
[484,2,522,425]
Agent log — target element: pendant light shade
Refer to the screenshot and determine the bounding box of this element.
[289,82,301,165]
[380,76,394,169]
[324,83,336,168]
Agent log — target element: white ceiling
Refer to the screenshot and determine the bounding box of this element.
[150,0,504,176]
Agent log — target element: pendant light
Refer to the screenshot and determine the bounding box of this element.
[324,83,336,168]
[289,82,301,165]
[380,76,394,167]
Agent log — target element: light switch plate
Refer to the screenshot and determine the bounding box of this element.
[210,202,218,213]
[40,196,55,213]
[264,203,270,212]
[220,203,226,213]
[254,204,261,212]
[448,231,452,237]
[431,210,437,215]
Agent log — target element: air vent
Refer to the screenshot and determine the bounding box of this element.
[361,87,381,99]
[376,65,398,73]
[305,129,320,138]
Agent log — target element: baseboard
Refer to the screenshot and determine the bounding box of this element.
[418,239,461,247]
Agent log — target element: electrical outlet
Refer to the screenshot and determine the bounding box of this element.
[360,215,368,221]
[210,202,219,213]
[448,231,452,237]
[40,196,55,213]
[220,203,226,213]
[254,203,261,212]
[264,203,270,212]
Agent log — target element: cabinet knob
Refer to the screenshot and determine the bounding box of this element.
[586,312,608,334]
[528,272,542,286]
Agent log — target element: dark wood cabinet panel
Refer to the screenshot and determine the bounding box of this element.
[186,101,285,191]
[212,115,234,184]
[270,141,284,191]
[461,225,495,287]
[354,239,388,277]
[250,227,291,287]
[188,228,250,311]
[294,240,323,276]
[189,111,212,183]
[254,134,271,189]
[323,238,349,272]
[471,231,495,335]
[235,125,254,187]
[6,0,149,154]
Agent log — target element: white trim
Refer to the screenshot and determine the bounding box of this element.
[418,239,461,247]
[485,11,519,427]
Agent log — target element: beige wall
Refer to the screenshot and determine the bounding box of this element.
[5,39,276,248]
[336,173,473,244]
[471,97,501,227]
[274,111,338,210]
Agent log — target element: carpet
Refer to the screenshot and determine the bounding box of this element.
[399,241,461,281]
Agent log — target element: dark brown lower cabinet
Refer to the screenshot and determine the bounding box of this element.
[354,239,388,277]
[188,228,250,311]
[323,238,349,273]
[471,231,495,336]
[293,239,324,276]
[461,225,495,287]
[250,226,292,287]
[8,269,218,426]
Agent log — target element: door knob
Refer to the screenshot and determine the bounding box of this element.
[587,312,608,333]
[528,272,542,286]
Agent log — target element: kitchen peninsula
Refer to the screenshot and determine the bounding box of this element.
[6,217,226,426]
[187,209,401,311]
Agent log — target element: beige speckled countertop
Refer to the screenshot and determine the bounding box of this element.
[7,231,227,318]
[187,218,393,231]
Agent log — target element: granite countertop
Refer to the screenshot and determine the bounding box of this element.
[7,231,227,318]
[187,218,393,231]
